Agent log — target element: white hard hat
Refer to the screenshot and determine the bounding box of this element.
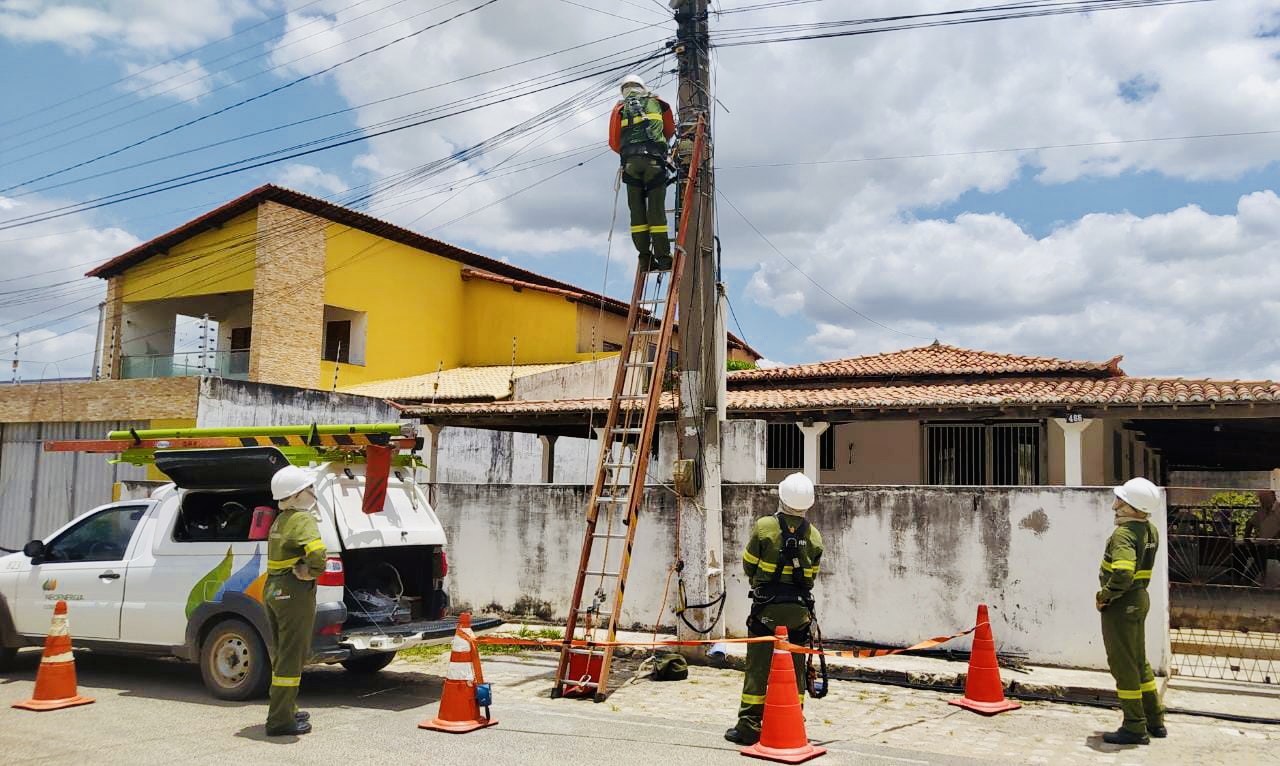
[1114,477,1162,515]
[620,74,646,92]
[271,465,317,501]
[778,473,815,512]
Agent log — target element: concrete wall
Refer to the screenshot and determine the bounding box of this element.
[821,421,922,485]
[194,377,400,428]
[0,378,199,423]
[436,483,1169,672]
[1168,471,1273,490]
[513,357,618,401]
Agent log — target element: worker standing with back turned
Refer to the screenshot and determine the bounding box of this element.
[1096,477,1166,746]
[264,465,328,737]
[725,473,824,746]
[609,74,676,273]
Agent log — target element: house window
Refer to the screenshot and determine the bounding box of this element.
[766,424,834,471]
[324,320,351,363]
[228,327,251,375]
[925,422,1042,485]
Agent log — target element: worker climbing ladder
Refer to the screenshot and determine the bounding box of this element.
[552,118,707,701]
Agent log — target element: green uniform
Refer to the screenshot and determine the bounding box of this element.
[1097,519,1164,736]
[736,512,824,737]
[618,92,671,269]
[265,508,327,732]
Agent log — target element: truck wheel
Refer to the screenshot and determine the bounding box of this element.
[340,651,397,674]
[200,618,269,701]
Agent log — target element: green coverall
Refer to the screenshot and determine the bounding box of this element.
[625,155,670,269]
[265,508,328,733]
[1097,519,1165,736]
[736,513,824,737]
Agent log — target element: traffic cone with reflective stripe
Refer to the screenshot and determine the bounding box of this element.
[419,613,497,733]
[741,627,826,764]
[13,600,95,712]
[949,604,1020,715]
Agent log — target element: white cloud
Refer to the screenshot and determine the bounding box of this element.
[274,163,348,196]
[123,58,217,101]
[0,1,264,53]
[746,191,1280,379]
[0,194,140,379]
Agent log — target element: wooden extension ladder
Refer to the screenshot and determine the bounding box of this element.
[551,118,707,701]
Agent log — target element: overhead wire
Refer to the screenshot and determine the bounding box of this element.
[716,188,933,341]
[7,58,668,356]
[0,0,503,193]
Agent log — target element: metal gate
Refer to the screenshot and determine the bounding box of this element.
[1168,503,1280,684]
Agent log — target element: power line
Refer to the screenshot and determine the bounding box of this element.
[0,48,668,231]
[717,128,1280,169]
[0,0,503,194]
[716,188,933,341]
[709,0,1221,47]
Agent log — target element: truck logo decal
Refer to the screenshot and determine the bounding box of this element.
[42,579,57,591]
[185,546,267,618]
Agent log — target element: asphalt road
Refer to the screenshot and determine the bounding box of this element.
[0,649,992,766]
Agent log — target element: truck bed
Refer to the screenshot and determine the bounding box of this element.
[339,615,503,652]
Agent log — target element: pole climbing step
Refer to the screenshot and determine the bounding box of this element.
[552,117,708,702]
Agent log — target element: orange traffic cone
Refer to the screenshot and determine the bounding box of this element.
[13,600,94,712]
[741,627,826,764]
[419,612,498,733]
[949,604,1021,715]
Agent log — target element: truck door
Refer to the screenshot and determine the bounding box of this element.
[15,505,149,640]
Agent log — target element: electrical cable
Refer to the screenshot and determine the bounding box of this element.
[0,0,504,192]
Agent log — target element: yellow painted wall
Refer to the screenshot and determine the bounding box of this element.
[460,278,583,366]
[321,224,468,387]
[118,211,258,301]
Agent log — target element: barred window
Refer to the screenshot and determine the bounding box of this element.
[925,422,1042,485]
[766,423,835,471]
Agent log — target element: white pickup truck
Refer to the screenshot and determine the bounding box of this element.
[0,446,497,699]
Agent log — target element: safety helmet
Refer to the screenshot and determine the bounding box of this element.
[271,465,317,501]
[620,74,646,93]
[778,472,815,512]
[1113,477,1162,515]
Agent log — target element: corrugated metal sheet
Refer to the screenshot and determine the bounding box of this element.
[0,420,147,549]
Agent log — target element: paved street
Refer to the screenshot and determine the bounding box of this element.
[2,647,1277,765]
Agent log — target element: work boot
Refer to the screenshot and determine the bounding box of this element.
[266,720,313,737]
[1102,729,1149,746]
[724,727,760,746]
[651,251,673,272]
[1147,724,1167,738]
[295,711,310,723]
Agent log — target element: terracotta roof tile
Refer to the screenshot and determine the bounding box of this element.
[732,343,1123,383]
[398,377,1280,417]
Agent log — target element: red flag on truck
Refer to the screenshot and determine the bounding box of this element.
[362,445,393,514]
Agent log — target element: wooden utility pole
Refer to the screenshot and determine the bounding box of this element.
[671,0,725,648]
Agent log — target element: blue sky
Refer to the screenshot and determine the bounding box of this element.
[1,0,1278,381]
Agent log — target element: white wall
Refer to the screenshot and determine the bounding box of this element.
[436,483,1169,672]
[513,357,618,401]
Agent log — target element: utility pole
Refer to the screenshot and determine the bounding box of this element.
[671,0,725,649]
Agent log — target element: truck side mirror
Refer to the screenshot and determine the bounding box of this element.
[23,540,44,561]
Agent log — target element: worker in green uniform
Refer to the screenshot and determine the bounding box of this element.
[608,74,676,273]
[265,465,328,737]
[725,472,824,746]
[1097,477,1167,746]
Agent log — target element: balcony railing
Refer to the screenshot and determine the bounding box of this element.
[120,351,249,380]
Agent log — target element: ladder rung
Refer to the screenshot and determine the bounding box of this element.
[630,329,661,336]
[613,427,643,434]
[597,495,628,504]
[639,298,666,306]
[593,532,628,539]
[584,570,620,578]
[625,361,656,368]
[603,461,633,469]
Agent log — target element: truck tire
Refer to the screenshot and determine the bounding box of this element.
[340,651,397,674]
[200,618,270,701]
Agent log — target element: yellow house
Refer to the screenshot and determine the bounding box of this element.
[89,185,757,391]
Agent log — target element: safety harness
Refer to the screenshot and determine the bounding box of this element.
[747,512,828,698]
[618,91,668,160]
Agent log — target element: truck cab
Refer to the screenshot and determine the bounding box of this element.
[0,446,496,700]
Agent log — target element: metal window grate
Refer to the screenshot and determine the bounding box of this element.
[926,422,1042,485]
[766,424,835,471]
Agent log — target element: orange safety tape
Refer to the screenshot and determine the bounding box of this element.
[473,623,977,656]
